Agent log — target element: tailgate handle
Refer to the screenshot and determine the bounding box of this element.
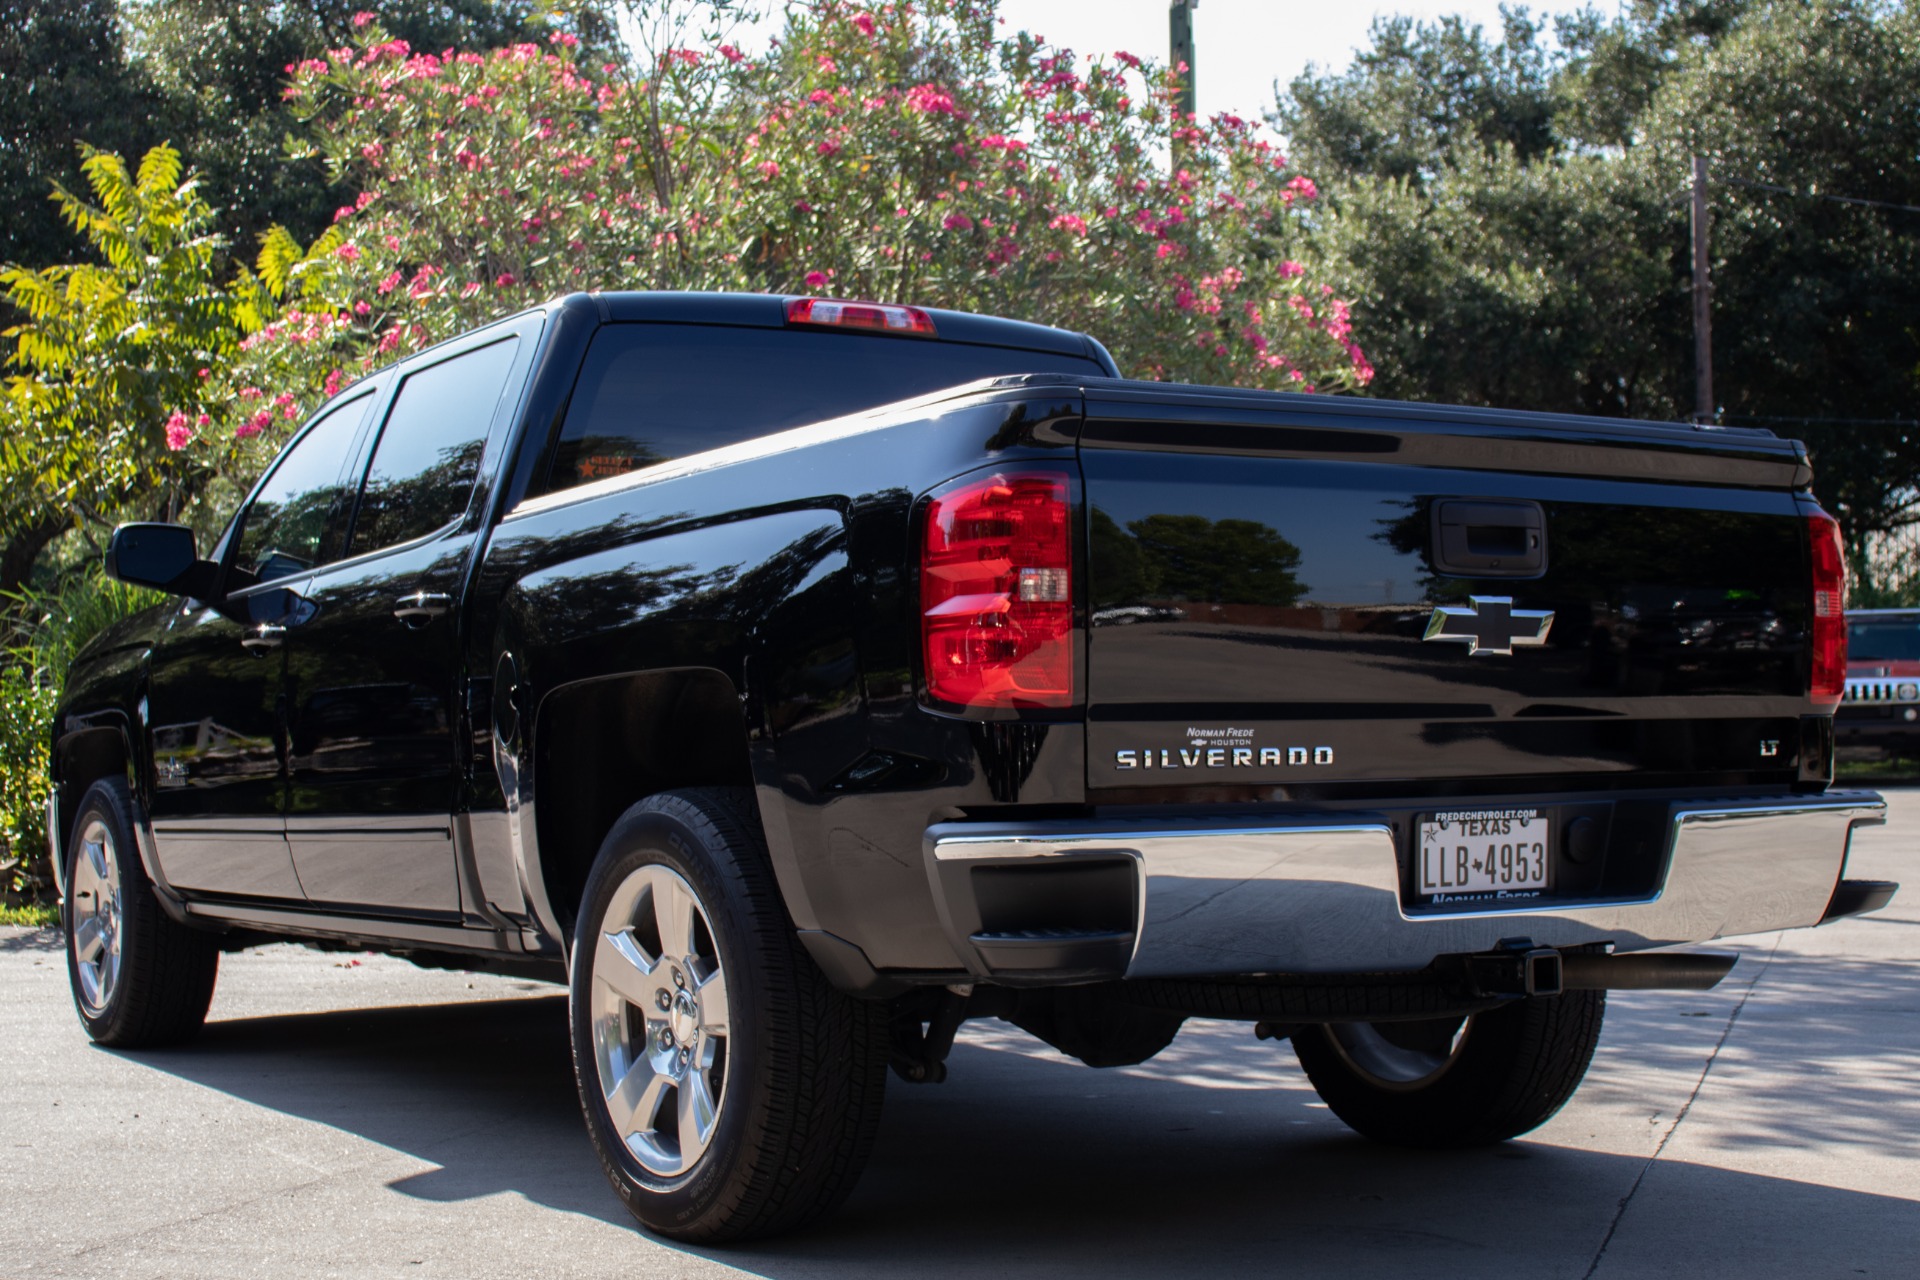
[1431,499,1546,577]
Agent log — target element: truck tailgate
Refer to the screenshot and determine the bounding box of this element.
[1079,388,1818,794]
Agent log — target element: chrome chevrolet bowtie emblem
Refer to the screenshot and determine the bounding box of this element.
[1423,595,1554,656]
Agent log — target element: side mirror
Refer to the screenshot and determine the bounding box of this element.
[104,523,217,598]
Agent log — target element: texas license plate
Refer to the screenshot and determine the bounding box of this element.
[1417,808,1551,898]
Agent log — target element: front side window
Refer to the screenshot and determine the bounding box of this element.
[349,338,519,554]
[231,394,375,584]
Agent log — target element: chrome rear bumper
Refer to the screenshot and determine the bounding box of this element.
[926,793,1886,980]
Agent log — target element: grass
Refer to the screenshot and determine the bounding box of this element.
[0,902,57,927]
[1836,757,1920,783]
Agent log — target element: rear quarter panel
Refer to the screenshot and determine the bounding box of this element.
[481,389,1087,968]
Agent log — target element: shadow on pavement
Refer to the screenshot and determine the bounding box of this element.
[118,992,1920,1278]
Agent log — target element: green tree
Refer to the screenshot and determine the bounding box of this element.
[0,1,168,272]
[121,0,622,254]
[0,146,241,591]
[1276,0,1920,586]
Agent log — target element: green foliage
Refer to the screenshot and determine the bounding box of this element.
[0,0,170,273]
[0,663,58,900]
[120,0,623,253]
[0,570,161,901]
[1277,0,1920,577]
[0,144,239,556]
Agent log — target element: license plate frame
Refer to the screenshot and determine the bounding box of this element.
[1415,807,1552,902]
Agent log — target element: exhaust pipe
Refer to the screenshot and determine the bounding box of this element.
[1560,950,1738,991]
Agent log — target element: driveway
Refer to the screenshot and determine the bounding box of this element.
[5,791,1916,1279]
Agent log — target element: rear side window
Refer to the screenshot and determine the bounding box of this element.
[349,338,518,554]
[545,324,1105,493]
[231,394,375,584]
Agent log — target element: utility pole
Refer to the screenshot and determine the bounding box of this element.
[1169,1,1197,122]
[1691,155,1715,424]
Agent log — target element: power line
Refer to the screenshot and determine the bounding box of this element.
[1717,175,1920,216]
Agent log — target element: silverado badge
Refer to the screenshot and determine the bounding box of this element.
[1423,595,1554,656]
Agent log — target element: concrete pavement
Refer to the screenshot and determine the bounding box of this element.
[4,792,1916,1279]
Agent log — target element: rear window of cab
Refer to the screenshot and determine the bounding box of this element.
[544,323,1105,494]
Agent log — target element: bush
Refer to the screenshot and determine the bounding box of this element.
[0,571,162,902]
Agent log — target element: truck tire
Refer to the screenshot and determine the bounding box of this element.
[567,788,888,1242]
[1290,990,1604,1147]
[62,777,219,1047]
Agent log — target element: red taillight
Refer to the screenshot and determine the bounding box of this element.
[786,296,937,337]
[921,472,1074,709]
[1808,510,1847,708]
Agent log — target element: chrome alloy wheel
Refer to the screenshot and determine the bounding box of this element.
[589,863,731,1178]
[1327,1016,1472,1091]
[69,817,124,1016]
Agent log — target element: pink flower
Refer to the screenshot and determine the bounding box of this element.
[851,13,876,36]
[1156,243,1176,259]
[361,142,384,162]
[758,160,780,179]
[904,83,957,115]
[1284,175,1318,203]
[377,269,403,295]
[943,212,974,231]
[163,411,193,451]
[236,410,272,439]
[1114,51,1142,70]
[353,300,371,317]
[495,272,517,287]
[324,368,345,397]
[816,139,841,157]
[719,44,745,64]
[1048,213,1089,235]
[549,31,579,49]
[809,89,836,105]
[351,11,375,28]
[804,270,830,288]
[817,56,837,75]
[334,242,360,261]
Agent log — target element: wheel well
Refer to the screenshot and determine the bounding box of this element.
[532,668,754,934]
[54,726,131,845]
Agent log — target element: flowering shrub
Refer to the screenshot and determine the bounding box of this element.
[246,0,1369,412]
[36,3,1376,492]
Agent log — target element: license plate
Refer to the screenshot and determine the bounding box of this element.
[1417,808,1550,898]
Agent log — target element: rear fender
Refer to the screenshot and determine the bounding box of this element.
[494,507,858,948]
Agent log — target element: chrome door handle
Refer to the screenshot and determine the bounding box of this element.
[393,591,454,626]
[240,624,285,655]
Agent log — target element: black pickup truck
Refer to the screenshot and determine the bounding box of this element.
[52,292,1895,1242]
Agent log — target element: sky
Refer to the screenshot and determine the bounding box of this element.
[991,0,1610,122]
